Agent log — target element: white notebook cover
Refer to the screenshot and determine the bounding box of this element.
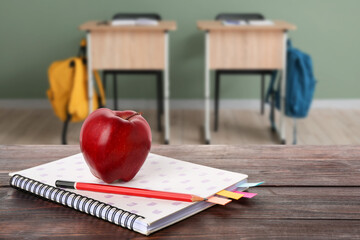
[10,153,248,235]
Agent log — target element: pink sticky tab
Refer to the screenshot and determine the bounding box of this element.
[206,196,232,205]
[234,191,257,198]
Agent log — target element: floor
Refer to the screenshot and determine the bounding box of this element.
[1,108,359,145]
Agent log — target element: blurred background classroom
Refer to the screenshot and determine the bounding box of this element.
[0,0,359,145]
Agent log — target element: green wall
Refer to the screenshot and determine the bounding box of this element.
[0,0,359,99]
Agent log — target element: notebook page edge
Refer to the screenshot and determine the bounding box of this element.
[147,178,248,234]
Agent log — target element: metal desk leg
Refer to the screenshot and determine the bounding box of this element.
[164,32,170,144]
[214,71,220,131]
[86,32,94,115]
[113,74,118,110]
[156,72,163,132]
[204,31,211,144]
[280,32,288,144]
[261,74,265,115]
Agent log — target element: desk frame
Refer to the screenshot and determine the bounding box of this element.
[85,30,171,144]
[203,29,289,144]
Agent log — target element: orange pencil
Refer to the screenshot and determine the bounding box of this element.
[56,180,206,202]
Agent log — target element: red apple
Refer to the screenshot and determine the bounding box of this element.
[79,108,152,183]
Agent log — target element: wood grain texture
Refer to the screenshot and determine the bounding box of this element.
[1,145,360,239]
[1,145,360,187]
[1,187,360,239]
[91,31,165,70]
[79,21,177,31]
[197,20,296,31]
[198,20,295,70]
[209,30,284,69]
[2,108,360,146]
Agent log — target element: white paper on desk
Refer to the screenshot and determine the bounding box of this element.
[111,19,136,26]
[222,20,247,26]
[248,20,274,26]
[111,18,158,26]
[136,18,158,26]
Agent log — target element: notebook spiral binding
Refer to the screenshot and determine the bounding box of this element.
[10,174,145,231]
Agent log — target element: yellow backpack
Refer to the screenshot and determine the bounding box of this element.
[47,40,105,123]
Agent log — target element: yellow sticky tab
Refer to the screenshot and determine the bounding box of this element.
[216,190,244,200]
[207,196,232,205]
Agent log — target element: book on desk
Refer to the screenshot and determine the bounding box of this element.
[111,18,159,26]
[222,19,274,26]
[9,153,248,235]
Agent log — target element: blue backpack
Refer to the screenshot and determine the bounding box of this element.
[266,40,316,118]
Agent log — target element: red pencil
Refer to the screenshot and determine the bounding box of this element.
[55,180,206,202]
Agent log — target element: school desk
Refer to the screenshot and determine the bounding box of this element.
[79,21,177,144]
[197,20,296,144]
[1,145,360,238]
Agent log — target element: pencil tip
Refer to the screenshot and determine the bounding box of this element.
[192,195,207,202]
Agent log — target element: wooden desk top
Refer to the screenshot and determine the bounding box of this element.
[197,20,296,31]
[79,21,177,31]
[1,145,360,239]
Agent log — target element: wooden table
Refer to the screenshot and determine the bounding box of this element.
[79,21,177,144]
[197,21,296,144]
[1,145,360,239]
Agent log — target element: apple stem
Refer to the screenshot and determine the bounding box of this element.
[125,112,142,120]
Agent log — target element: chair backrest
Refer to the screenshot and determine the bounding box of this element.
[112,13,161,20]
[215,13,264,21]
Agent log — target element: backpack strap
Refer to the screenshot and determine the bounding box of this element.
[287,39,293,49]
[93,70,106,107]
[266,71,279,131]
[265,70,278,103]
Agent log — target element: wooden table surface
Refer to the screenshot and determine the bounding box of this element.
[1,145,360,239]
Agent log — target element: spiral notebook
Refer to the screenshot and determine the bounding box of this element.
[9,153,248,235]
